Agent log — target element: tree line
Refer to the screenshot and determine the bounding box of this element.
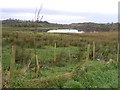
[2,18,118,32]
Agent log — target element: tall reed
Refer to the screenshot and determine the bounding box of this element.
[34,4,43,73]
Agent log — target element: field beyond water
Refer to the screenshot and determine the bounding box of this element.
[2,30,119,88]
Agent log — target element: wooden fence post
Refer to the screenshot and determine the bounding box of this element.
[54,43,56,63]
[117,43,119,63]
[0,56,2,89]
[0,16,2,89]
[42,50,46,64]
[68,49,71,62]
[35,55,39,73]
[9,45,16,82]
[93,41,95,60]
[86,44,90,61]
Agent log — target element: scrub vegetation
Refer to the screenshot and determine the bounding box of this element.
[2,19,119,88]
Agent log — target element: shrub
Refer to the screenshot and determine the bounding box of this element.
[15,47,32,65]
[55,51,68,67]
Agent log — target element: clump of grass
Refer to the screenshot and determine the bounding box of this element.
[63,80,82,88]
[10,72,73,88]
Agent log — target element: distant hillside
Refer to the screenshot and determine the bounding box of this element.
[70,22,118,32]
[2,19,65,28]
[2,19,118,32]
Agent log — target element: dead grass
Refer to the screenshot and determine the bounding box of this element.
[25,72,73,88]
[28,72,73,82]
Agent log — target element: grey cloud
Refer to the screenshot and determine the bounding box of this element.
[1,8,117,23]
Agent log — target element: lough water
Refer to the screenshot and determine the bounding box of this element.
[47,29,85,33]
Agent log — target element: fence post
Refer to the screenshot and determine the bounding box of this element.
[9,45,16,82]
[0,16,2,89]
[0,56,2,89]
[68,49,71,62]
[42,50,46,64]
[86,44,90,61]
[35,55,39,73]
[117,43,119,63]
[54,43,56,63]
[93,41,95,60]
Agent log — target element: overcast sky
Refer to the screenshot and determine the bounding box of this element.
[0,0,119,24]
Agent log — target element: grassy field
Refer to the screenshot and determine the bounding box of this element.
[2,30,119,88]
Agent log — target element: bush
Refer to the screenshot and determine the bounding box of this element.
[15,47,33,65]
[55,51,68,67]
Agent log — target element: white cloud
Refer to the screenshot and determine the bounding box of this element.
[0,0,119,14]
[44,0,119,14]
